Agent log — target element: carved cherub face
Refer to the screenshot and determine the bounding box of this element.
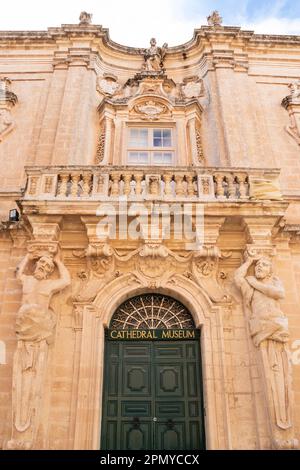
[34,256,55,280]
[150,38,157,47]
[255,257,272,280]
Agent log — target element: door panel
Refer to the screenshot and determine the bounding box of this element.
[101,339,205,450]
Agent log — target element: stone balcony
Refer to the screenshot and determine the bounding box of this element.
[23,166,282,203]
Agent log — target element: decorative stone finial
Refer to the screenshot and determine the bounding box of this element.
[79,11,92,25]
[207,11,223,27]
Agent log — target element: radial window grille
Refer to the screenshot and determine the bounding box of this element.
[110,294,195,330]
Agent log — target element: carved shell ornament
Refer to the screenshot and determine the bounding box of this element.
[134,100,166,120]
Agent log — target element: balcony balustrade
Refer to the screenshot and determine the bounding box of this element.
[23,166,281,202]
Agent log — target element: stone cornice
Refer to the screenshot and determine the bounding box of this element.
[0,24,299,56]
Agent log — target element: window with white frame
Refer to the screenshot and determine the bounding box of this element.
[128,127,174,165]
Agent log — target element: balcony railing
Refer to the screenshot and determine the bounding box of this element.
[22,166,282,202]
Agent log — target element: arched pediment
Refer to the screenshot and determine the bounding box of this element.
[128,95,173,121]
[93,272,213,328]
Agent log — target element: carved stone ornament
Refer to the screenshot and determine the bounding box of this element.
[207,11,223,27]
[97,75,121,97]
[73,235,230,301]
[96,120,105,164]
[142,38,168,73]
[72,243,116,302]
[0,77,18,142]
[134,100,167,120]
[79,11,92,25]
[234,252,298,447]
[181,77,204,100]
[7,248,71,449]
[282,80,300,146]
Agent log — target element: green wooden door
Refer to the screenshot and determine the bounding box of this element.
[101,338,205,450]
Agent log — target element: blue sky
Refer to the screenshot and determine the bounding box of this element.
[0,0,299,46]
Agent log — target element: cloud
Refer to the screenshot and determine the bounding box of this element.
[0,0,299,46]
[243,17,300,35]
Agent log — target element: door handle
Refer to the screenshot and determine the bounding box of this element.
[153,417,158,422]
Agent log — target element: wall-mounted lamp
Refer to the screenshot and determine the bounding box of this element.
[9,209,19,222]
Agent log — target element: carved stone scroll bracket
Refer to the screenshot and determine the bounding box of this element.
[191,248,232,303]
[72,242,116,303]
[245,244,277,260]
[27,241,59,260]
[282,80,300,146]
[0,77,18,143]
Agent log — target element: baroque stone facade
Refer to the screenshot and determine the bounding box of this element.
[0,12,300,450]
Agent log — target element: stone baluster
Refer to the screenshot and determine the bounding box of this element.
[186,174,195,197]
[70,173,80,198]
[227,174,237,199]
[82,173,91,197]
[134,173,144,196]
[28,176,39,196]
[163,173,173,197]
[214,174,225,198]
[58,173,69,197]
[149,176,160,196]
[175,174,185,197]
[123,174,132,196]
[237,173,248,199]
[110,173,120,196]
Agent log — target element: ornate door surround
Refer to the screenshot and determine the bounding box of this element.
[72,278,232,450]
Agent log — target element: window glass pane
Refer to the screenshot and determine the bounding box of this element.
[128,152,149,164]
[153,152,163,164]
[153,137,162,147]
[153,152,173,165]
[163,130,172,147]
[139,152,149,163]
[129,128,148,147]
[163,152,173,163]
[153,129,162,138]
[153,129,172,147]
[153,129,162,147]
